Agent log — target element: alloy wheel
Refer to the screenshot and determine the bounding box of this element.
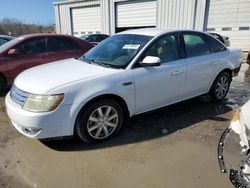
[215,75,229,100]
[87,106,119,139]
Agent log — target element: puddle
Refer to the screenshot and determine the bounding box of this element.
[9,136,231,188]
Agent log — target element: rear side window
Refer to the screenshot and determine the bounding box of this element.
[49,37,80,52]
[183,33,210,58]
[16,37,47,55]
[208,35,226,53]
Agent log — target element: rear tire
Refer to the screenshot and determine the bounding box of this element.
[76,99,124,143]
[209,72,231,101]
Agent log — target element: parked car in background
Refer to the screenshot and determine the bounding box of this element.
[0,33,93,92]
[80,34,109,45]
[209,32,230,47]
[0,35,15,46]
[5,29,241,143]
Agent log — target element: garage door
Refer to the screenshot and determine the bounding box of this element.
[71,6,101,37]
[116,0,157,32]
[207,0,250,51]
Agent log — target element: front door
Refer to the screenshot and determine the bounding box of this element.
[133,33,186,114]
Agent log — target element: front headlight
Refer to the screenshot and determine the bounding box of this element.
[23,94,64,112]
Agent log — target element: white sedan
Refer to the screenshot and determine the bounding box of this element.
[5,29,242,143]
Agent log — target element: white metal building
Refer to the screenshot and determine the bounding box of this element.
[54,0,250,51]
[207,0,250,51]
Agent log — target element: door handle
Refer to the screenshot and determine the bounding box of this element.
[171,70,183,76]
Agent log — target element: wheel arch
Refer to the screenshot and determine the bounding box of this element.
[210,68,232,90]
[74,94,130,133]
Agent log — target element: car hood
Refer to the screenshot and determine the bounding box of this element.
[14,58,119,94]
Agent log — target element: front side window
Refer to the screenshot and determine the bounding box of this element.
[16,37,47,55]
[183,33,210,58]
[143,34,180,63]
[49,37,79,52]
[80,34,152,69]
[0,37,22,53]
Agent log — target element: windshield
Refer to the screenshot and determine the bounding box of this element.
[79,34,152,69]
[0,37,22,53]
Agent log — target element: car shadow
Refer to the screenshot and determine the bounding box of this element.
[41,96,233,151]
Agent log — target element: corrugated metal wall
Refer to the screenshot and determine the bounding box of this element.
[207,0,250,51]
[54,0,207,35]
[116,0,157,28]
[157,0,206,30]
[71,5,101,36]
[54,0,101,35]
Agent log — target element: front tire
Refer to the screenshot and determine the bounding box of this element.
[209,72,231,101]
[76,99,124,143]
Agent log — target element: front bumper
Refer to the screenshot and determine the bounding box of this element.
[5,93,75,139]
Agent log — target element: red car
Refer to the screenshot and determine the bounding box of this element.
[0,33,93,92]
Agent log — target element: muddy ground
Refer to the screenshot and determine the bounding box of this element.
[0,63,249,188]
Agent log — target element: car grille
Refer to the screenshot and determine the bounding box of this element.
[10,85,30,106]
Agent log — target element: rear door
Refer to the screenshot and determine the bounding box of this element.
[182,32,215,97]
[48,36,83,62]
[5,36,49,82]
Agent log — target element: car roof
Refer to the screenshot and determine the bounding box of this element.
[118,28,207,37]
[0,35,15,40]
[17,33,76,39]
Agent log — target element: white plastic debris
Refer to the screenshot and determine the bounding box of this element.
[230,100,250,152]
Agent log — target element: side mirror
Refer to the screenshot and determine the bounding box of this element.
[140,56,161,67]
[8,49,18,55]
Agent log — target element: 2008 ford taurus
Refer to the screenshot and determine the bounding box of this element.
[5,29,242,143]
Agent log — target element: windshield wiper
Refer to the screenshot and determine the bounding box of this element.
[92,61,112,68]
[80,56,117,69]
[83,56,113,68]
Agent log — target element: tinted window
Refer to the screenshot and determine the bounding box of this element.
[86,35,97,42]
[49,37,79,52]
[208,35,226,53]
[0,38,8,46]
[143,34,180,63]
[0,38,23,53]
[183,33,210,57]
[96,35,104,42]
[96,35,108,42]
[16,37,47,55]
